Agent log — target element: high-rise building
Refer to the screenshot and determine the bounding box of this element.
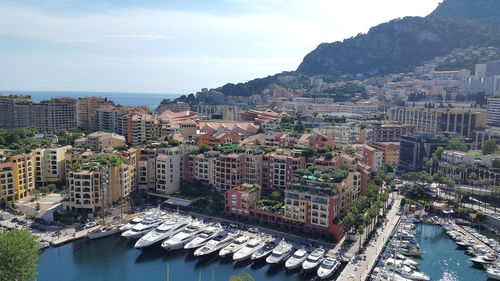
[0,163,15,202]
[487,97,500,127]
[388,107,486,138]
[33,146,72,185]
[77,97,114,131]
[0,95,77,131]
[9,153,35,200]
[262,150,306,191]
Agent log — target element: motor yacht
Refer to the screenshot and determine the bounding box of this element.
[302,247,325,270]
[184,224,223,250]
[194,231,237,257]
[219,235,249,257]
[266,240,294,264]
[87,224,120,240]
[486,264,500,280]
[120,216,143,232]
[386,265,430,281]
[317,258,340,279]
[285,248,308,270]
[470,255,496,265]
[121,215,164,239]
[233,238,265,262]
[161,220,205,250]
[371,267,412,281]
[251,241,277,261]
[384,258,417,270]
[134,216,188,248]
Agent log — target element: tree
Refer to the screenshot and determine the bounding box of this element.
[447,138,468,152]
[0,229,40,281]
[294,120,305,133]
[301,147,317,158]
[230,272,254,281]
[482,139,497,155]
[270,190,282,203]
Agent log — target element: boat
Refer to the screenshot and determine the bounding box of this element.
[285,248,308,270]
[371,267,412,281]
[120,217,142,231]
[386,265,430,281]
[161,220,205,250]
[384,258,418,270]
[121,215,163,239]
[251,241,277,261]
[470,255,496,265]
[219,235,249,257]
[233,238,265,262]
[87,224,120,239]
[194,231,237,257]
[184,224,223,250]
[486,264,500,280]
[317,258,340,279]
[302,247,325,270]
[134,216,188,249]
[266,240,294,264]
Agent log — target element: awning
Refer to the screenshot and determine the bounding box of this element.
[164,198,192,207]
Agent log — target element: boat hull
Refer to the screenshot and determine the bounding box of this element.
[88,228,120,240]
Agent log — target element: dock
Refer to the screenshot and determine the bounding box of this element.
[449,223,497,253]
[336,194,402,281]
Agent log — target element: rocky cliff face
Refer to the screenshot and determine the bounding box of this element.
[296,0,500,76]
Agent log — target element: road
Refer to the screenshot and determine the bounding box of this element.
[337,193,402,281]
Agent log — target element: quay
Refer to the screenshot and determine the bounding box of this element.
[449,223,497,253]
[337,194,402,281]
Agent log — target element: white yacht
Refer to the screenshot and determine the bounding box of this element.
[386,265,430,281]
[470,255,496,265]
[134,216,188,248]
[487,264,500,280]
[233,238,265,262]
[194,232,237,257]
[384,257,418,269]
[285,248,308,270]
[317,258,340,279]
[161,220,205,250]
[251,241,277,261]
[184,224,223,250]
[219,235,249,257]
[371,267,412,281]
[87,224,120,239]
[121,216,164,239]
[266,240,293,264]
[120,216,143,232]
[302,247,325,270]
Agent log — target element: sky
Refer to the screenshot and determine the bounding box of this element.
[0,0,442,94]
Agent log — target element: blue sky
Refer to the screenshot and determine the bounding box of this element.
[0,0,442,94]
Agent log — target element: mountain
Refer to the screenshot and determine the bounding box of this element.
[297,0,500,76]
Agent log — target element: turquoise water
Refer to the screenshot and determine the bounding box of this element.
[0,91,183,109]
[415,224,488,281]
[36,235,329,281]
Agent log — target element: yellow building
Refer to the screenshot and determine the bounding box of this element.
[0,163,15,202]
[33,145,72,185]
[9,153,35,200]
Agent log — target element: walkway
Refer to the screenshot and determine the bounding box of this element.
[337,193,402,281]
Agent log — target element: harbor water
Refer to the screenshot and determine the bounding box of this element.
[37,234,337,281]
[415,224,489,281]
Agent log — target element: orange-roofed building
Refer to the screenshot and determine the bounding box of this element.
[197,131,241,147]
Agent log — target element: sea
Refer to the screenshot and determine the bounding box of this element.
[35,223,497,281]
[0,91,183,110]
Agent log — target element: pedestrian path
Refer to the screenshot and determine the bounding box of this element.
[337,194,402,281]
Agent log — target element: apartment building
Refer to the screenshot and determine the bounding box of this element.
[315,123,373,145]
[262,150,306,191]
[225,184,261,215]
[137,145,196,194]
[0,95,32,129]
[197,131,241,147]
[353,144,383,172]
[77,97,114,131]
[64,155,135,215]
[388,107,487,138]
[0,96,77,131]
[215,153,244,191]
[0,163,14,202]
[33,146,71,185]
[129,114,160,146]
[75,132,126,150]
[371,124,415,142]
[371,142,400,165]
[188,151,221,185]
[9,154,35,200]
